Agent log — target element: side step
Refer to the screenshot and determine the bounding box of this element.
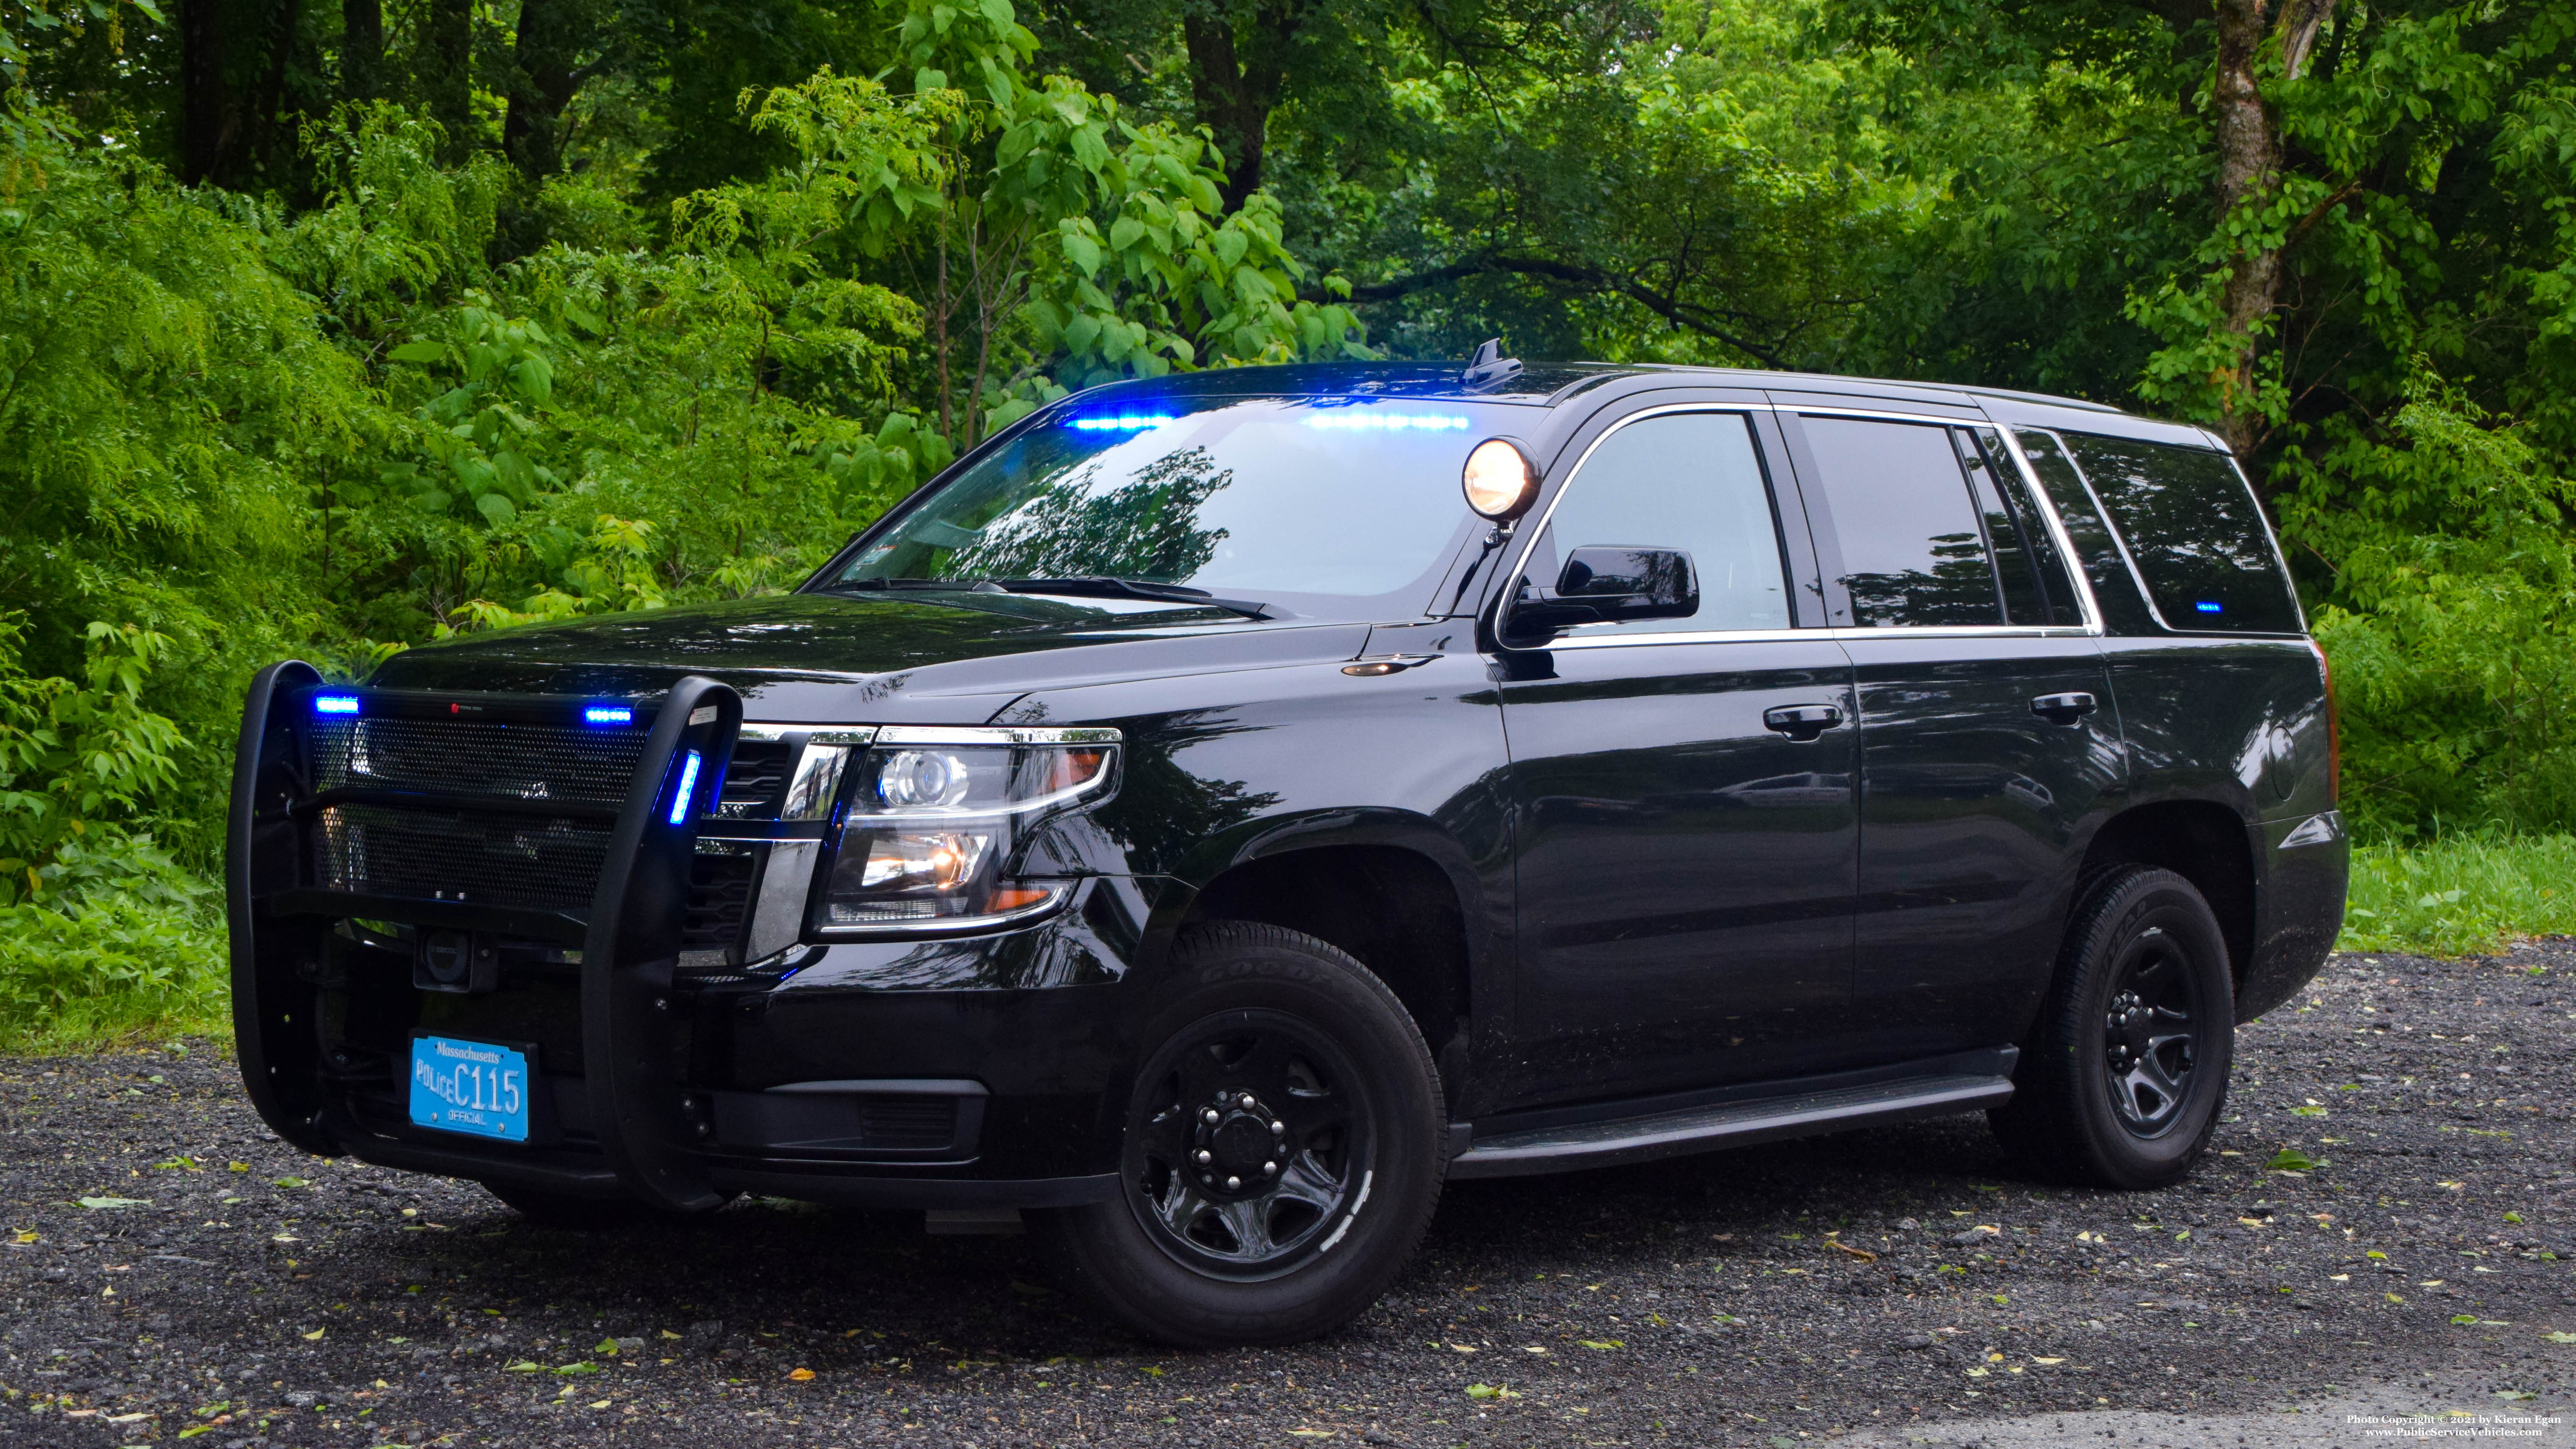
[1448,1069,2015,1181]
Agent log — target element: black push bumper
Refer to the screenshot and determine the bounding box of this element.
[226,666,1128,1211]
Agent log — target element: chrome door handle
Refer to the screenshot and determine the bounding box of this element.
[1762,703,1845,741]
[2031,691,2098,724]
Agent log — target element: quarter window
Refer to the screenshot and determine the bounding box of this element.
[1520,412,1792,636]
[2053,432,2303,634]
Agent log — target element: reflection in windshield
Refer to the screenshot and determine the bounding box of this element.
[951,446,1232,583]
[828,397,1534,610]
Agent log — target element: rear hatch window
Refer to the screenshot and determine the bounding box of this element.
[2050,432,2303,634]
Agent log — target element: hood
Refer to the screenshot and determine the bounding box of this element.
[365,592,1372,724]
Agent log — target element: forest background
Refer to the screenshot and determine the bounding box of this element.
[0,0,2570,1042]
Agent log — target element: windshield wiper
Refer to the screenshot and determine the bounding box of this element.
[990,577,1275,620]
[828,576,1005,594]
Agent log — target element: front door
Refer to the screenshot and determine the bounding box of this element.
[1776,409,2124,1063]
[1495,407,1859,1106]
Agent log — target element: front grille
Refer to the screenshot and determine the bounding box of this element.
[315,803,611,912]
[310,716,650,807]
[712,739,793,817]
[681,850,756,950]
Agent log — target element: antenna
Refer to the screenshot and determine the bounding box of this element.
[1460,338,1523,392]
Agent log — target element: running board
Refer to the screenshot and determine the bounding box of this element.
[1448,1070,2016,1180]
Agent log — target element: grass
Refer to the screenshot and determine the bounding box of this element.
[2341,833,2576,957]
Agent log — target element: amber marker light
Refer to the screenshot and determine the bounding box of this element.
[1462,437,1540,521]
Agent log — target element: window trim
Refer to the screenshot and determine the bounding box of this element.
[1777,405,2107,637]
[1494,404,1808,646]
[2019,426,2307,638]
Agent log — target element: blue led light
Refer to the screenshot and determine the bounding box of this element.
[668,750,703,826]
[2194,601,2224,614]
[1067,415,1177,432]
[313,694,361,716]
[1302,412,1471,432]
[584,705,634,725]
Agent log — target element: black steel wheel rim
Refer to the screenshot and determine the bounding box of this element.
[1122,1009,1377,1281]
[2101,925,2204,1137]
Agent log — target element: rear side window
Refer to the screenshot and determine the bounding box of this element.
[1793,416,2004,627]
[2053,432,2303,634]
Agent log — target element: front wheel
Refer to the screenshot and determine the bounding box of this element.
[1032,922,1446,1346]
[1991,865,2235,1189]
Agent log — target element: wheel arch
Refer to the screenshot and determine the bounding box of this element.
[2074,799,2259,999]
[1172,822,1484,1104]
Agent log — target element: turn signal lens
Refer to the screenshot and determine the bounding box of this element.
[1462,437,1539,521]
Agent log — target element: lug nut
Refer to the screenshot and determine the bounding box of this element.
[1203,1108,1221,1124]
[1194,1149,1212,1165]
[1225,1176,1241,1191]
[1270,1120,1285,1135]
[1263,1161,1277,1175]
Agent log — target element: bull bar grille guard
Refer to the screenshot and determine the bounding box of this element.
[226,663,744,1210]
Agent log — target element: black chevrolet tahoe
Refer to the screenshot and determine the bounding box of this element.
[228,352,2346,1346]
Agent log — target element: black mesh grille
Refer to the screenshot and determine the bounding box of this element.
[857,1097,957,1150]
[681,851,756,949]
[315,803,610,912]
[309,717,650,808]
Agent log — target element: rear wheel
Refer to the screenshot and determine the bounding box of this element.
[1032,922,1445,1346]
[1991,866,2234,1189]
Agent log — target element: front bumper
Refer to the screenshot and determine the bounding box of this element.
[227,666,1153,1212]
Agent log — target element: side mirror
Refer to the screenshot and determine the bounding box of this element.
[1511,546,1699,634]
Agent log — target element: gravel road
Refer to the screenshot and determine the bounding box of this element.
[7,943,2576,1448]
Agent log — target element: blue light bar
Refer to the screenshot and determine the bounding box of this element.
[668,750,703,826]
[2194,601,2224,614]
[1302,412,1471,431]
[313,694,361,716]
[584,704,634,725]
[1067,415,1177,432]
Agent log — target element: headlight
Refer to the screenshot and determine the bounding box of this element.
[814,726,1120,933]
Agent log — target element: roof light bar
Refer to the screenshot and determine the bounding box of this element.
[1068,415,1177,432]
[1304,413,1471,431]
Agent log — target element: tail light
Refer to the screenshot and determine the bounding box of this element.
[2307,638,2339,804]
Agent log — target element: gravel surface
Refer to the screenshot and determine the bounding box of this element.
[7,944,2576,1447]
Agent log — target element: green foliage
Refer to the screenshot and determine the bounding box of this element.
[2342,833,2576,957]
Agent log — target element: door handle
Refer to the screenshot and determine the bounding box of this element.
[1762,703,1845,741]
[2030,691,2098,724]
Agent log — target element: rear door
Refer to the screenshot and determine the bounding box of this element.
[1493,403,1860,1104]
[1770,403,2124,1064]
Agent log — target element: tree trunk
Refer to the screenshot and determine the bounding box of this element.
[341,0,383,101]
[502,0,592,181]
[419,0,474,163]
[1183,0,1301,213]
[179,0,235,185]
[2206,0,2339,459]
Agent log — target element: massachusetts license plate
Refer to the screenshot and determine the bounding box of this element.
[408,1035,532,1142]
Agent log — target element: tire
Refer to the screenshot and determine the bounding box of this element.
[483,1181,733,1227]
[1031,921,1447,1347]
[1991,865,2235,1189]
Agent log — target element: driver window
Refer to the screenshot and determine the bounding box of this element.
[1524,411,1792,636]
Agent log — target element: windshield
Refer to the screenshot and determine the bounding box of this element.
[820,395,1539,614]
